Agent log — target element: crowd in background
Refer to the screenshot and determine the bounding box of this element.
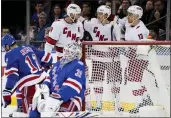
[1,0,171,49]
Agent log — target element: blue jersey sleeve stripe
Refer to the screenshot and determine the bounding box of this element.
[5,67,18,76]
[6,72,19,77]
[62,77,82,94]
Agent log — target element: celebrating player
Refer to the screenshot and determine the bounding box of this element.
[29,42,86,117]
[117,6,154,114]
[83,5,121,41]
[122,5,149,41]
[44,3,84,60]
[1,34,52,116]
[82,5,122,110]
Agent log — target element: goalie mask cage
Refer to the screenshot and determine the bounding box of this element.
[82,41,170,117]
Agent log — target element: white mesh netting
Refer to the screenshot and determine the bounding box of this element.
[83,42,170,117]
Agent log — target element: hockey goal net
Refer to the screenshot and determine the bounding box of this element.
[82,41,170,117]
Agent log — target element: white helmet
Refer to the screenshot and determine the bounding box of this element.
[67,4,81,20]
[127,5,143,19]
[97,5,111,18]
[63,42,82,62]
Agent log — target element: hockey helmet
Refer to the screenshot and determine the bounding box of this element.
[97,5,111,18]
[127,5,143,19]
[67,4,81,20]
[1,34,16,48]
[63,42,82,61]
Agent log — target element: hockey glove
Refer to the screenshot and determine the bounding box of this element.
[2,89,12,108]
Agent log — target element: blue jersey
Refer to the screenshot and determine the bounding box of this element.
[4,45,52,91]
[43,59,86,111]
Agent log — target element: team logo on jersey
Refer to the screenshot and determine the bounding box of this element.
[75,69,82,78]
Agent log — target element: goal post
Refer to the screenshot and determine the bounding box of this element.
[82,41,170,117]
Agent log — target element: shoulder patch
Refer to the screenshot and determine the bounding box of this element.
[75,69,83,78]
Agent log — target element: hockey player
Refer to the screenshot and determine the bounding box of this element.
[1,34,53,116]
[83,5,121,41]
[44,3,84,60]
[82,5,122,111]
[117,6,154,115]
[121,5,149,40]
[10,45,53,116]
[29,43,86,118]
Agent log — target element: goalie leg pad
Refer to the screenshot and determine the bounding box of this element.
[41,97,63,117]
[32,84,50,111]
[44,97,63,112]
[37,95,46,113]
